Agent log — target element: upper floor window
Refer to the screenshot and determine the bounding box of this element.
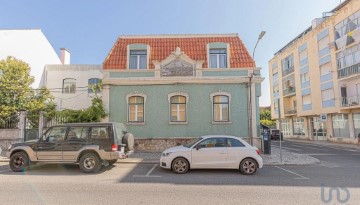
[130,50,147,69]
[88,78,101,93]
[128,96,144,123]
[282,54,294,76]
[170,95,187,122]
[210,49,227,68]
[213,95,229,122]
[63,78,76,94]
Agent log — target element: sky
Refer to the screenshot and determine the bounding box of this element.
[0,0,343,106]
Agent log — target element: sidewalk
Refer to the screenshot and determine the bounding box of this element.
[0,148,320,165]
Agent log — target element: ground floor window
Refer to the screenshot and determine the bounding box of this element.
[354,113,360,138]
[281,119,291,136]
[332,114,349,138]
[293,118,305,135]
[311,117,327,139]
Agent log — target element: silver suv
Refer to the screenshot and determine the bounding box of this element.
[6,122,134,173]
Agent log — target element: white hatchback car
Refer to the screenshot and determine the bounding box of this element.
[160,135,263,175]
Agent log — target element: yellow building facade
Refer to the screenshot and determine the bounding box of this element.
[269,0,360,144]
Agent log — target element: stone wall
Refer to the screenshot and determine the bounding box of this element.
[0,129,22,154]
[134,138,196,152]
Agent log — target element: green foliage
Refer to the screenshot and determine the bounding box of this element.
[52,97,107,123]
[0,57,56,126]
[260,109,275,128]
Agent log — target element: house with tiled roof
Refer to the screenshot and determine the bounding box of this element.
[102,33,263,149]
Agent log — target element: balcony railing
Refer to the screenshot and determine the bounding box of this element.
[341,96,360,107]
[283,86,296,96]
[284,107,297,115]
[282,67,294,76]
[338,63,360,79]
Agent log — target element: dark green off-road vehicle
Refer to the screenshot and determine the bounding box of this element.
[6,122,134,173]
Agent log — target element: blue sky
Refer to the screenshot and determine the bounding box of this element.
[0,0,342,106]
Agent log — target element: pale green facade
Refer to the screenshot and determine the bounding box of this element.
[109,83,261,138]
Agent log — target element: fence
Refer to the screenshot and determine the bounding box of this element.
[0,113,20,129]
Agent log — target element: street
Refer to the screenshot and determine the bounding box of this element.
[1,140,360,204]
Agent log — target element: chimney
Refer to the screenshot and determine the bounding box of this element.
[60,48,71,65]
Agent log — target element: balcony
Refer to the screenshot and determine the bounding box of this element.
[284,107,297,116]
[282,67,294,77]
[341,96,360,109]
[338,63,360,79]
[283,86,296,97]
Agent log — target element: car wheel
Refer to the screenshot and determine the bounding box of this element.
[171,158,189,174]
[9,152,30,172]
[79,153,102,173]
[240,158,257,175]
[109,159,117,166]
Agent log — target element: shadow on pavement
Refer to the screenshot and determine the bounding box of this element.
[117,162,360,188]
[0,163,116,176]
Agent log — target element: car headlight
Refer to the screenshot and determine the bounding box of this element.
[8,144,12,150]
[162,152,172,157]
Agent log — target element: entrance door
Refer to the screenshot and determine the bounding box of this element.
[311,117,327,141]
[34,126,67,161]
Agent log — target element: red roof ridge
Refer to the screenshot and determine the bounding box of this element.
[118,33,239,39]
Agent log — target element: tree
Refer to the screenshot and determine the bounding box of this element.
[0,57,56,127]
[260,109,275,128]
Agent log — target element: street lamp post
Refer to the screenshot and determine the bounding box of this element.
[249,31,266,146]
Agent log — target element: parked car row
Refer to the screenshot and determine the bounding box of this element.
[6,123,263,175]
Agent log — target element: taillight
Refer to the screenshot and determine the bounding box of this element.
[256,148,261,155]
[112,144,118,151]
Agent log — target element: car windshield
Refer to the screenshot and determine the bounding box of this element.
[184,137,203,148]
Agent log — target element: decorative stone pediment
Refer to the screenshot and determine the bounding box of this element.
[153,47,204,77]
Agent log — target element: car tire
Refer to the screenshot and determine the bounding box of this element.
[171,157,189,174]
[239,158,257,175]
[79,153,102,173]
[123,133,134,152]
[109,159,117,166]
[9,152,30,172]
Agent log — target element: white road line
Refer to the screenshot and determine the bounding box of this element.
[272,145,301,151]
[146,164,158,176]
[275,166,309,180]
[291,145,320,150]
[0,169,10,173]
[133,164,162,178]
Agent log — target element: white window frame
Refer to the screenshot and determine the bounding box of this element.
[210,91,231,123]
[126,92,147,125]
[168,92,189,124]
[129,50,147,69]
[62,78,76,94]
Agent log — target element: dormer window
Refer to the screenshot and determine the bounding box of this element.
[130,50,147,69]
[210,49,227,68]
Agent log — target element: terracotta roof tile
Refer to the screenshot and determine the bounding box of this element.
[103,35,255,69]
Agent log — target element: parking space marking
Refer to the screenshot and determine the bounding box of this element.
[275,166,309,180]
[133,164,162,178]
[0,169,11,173]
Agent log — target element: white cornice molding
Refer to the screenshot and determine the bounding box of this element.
[125,91,147,103]
[119,33,238,39]
[104,77,264,85]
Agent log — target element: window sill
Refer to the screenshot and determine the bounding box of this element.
[169,122,188,125]
[211,121,232,125]
[126,122,145,126]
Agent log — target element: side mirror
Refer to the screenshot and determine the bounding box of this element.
[195,145,201,150]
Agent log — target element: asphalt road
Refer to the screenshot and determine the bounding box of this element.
[0,140,359,205]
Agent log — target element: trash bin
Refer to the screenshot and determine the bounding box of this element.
[261,124,271,154]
